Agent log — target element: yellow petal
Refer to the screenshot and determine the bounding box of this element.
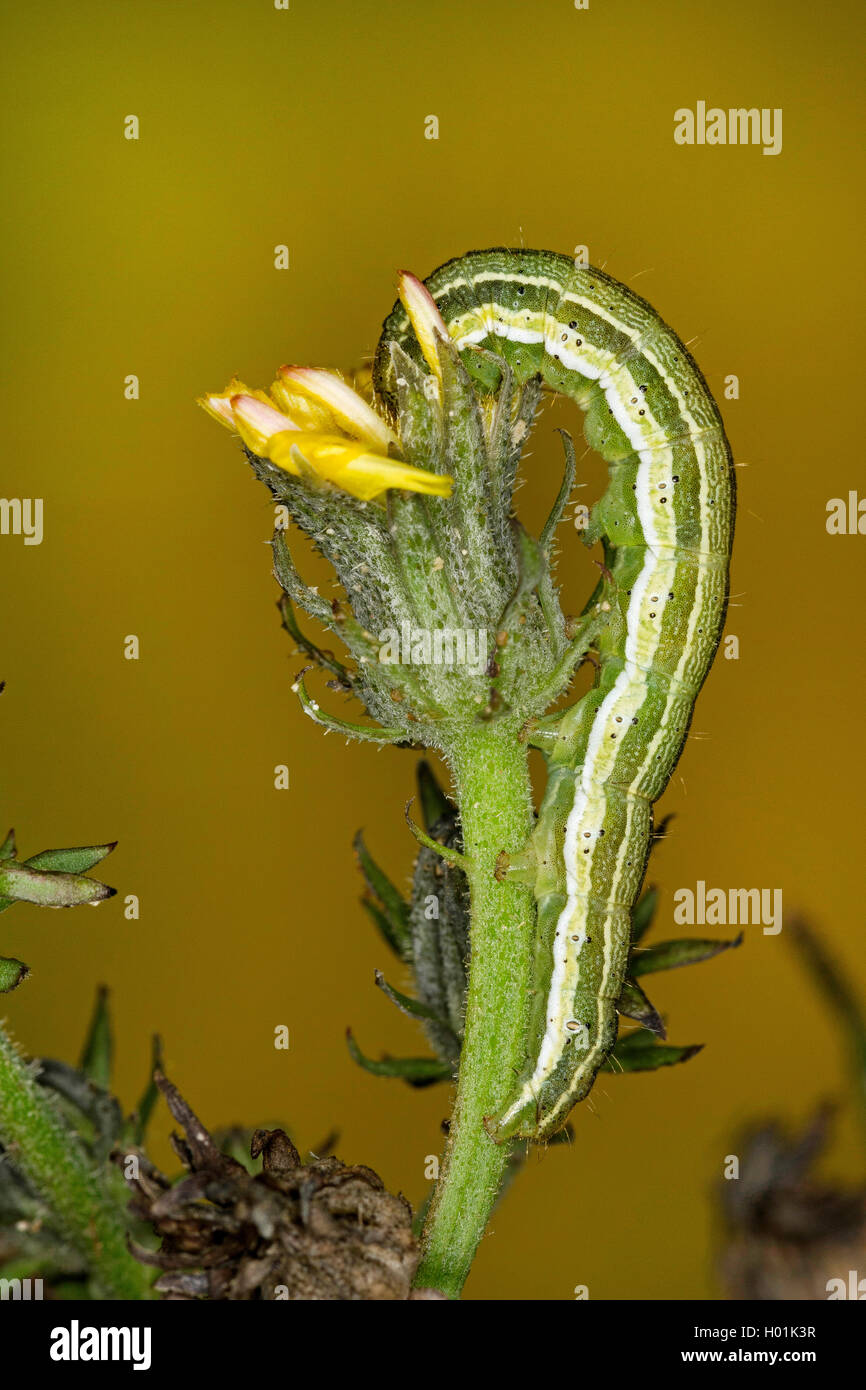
[269,377,337,434]
[338,455,453,501]
[397,271,449,381]
[199,392,236,428]
[277,366,399,452]
[198,380,277,431]
[230,393,300,455]
[266,431,452,502]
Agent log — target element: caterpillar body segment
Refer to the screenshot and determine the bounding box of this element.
[374,249,735,1139]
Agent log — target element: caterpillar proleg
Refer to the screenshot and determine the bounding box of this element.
[374,249,735,1141]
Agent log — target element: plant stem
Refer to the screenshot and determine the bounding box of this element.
[415,721,535,1297]
[0,1021,152,1299]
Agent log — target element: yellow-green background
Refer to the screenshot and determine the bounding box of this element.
[2,0,864,1299]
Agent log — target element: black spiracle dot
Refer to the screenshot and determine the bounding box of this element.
[569,320,577,329]
[518,285,525,295]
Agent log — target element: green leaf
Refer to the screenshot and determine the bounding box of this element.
[353,832,410,955]
[272,530,335,627]
[498,521,545,632]
[360,897,407,960]
[278,593,350,685]
[0,861,115,912]
[374,970,454,1028]
[132,1035,163,1145]
[417,761,453,832]
[0,957,29,993]
[273,534,352,685]
[345,1029,451,1088]
[604,1030,703,1073]
[78,986,112,1090]
[631,885,659,943]
[34,1059,123,1160]
[0,829,16,861]
[24,843,116,875]
[617,978,666,1037]
[540,430,577,550]
[631,932,743,977]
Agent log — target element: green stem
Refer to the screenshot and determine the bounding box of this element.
[415,721,535,1297]
[0,1022,152,1299]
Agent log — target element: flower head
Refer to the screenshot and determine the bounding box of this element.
[200,363,451,502]
[197,263,571,745]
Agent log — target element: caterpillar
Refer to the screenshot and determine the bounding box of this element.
[373,248,735,1141]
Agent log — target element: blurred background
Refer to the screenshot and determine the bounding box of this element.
[1,0,864,1299]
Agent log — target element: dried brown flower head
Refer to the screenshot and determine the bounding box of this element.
[719,1106,866,1301]
[119,1072,419,1300]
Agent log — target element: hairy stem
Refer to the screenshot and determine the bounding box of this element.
[0,1022,152,1299]
[415,721,535,1297]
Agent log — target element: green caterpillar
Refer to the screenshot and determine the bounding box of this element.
[374,248,735,1141]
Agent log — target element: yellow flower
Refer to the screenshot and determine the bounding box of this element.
[266,428,452,502]
[273,366,399,453]
[200,362,451,502]
[397,271,450,383]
